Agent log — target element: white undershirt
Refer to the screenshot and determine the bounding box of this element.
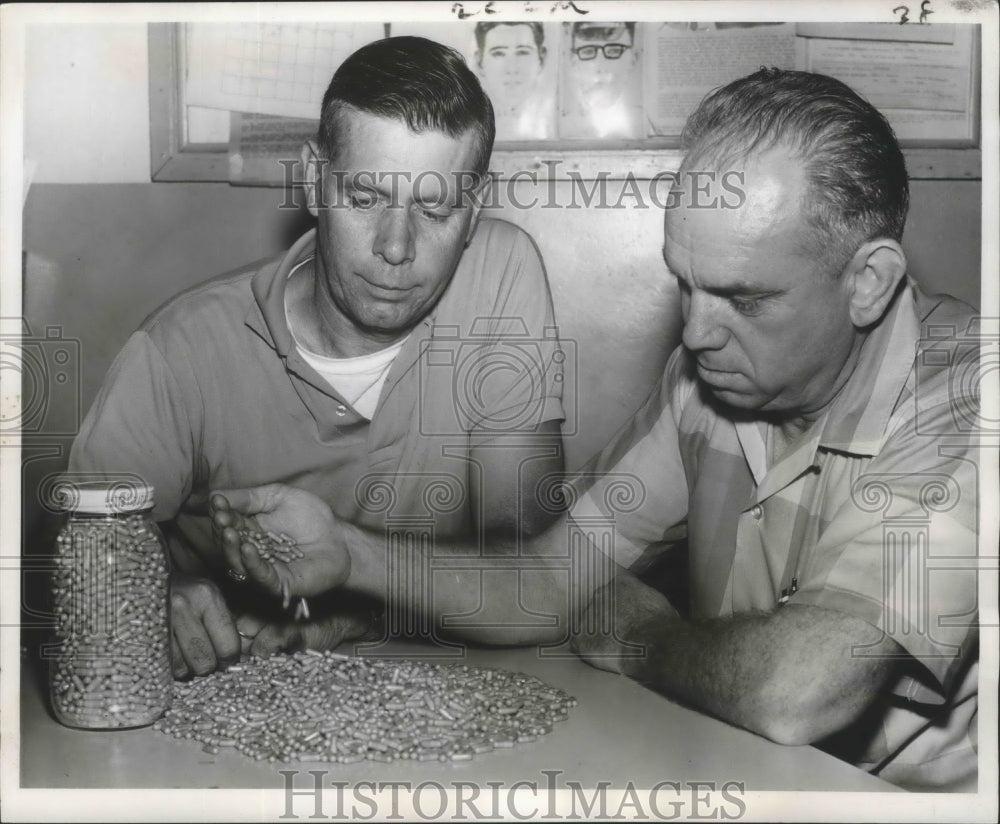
[285,258,407,420]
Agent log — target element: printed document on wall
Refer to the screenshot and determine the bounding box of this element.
[644,23,797,137]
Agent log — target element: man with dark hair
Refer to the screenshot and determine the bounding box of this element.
[475,20,546,59]
[564,21,642,138]
[69,37,565,677]
[216,68,979,791]
[474,21,551,139]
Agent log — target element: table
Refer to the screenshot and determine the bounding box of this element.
[18,642,895,794]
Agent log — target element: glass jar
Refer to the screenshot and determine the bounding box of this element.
[48,479,172,729]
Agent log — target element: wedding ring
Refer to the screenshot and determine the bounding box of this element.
[227,568,247,583]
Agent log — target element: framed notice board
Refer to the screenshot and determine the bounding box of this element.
[149,19,981,184]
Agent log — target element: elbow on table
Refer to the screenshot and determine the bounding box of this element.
[453,624,567,648]
[749,691,867,748]
[753,713,825,747]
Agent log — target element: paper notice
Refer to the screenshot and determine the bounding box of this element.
[645,23,797,137]
[185,22,383,119]
[804,37,971,112]
[801,26,975,142]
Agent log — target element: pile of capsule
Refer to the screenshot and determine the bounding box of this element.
[154,650,577,763]
[237,525,305,565]
[50,514,172,728]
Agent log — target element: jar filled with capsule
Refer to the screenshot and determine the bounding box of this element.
[48,479,172,729]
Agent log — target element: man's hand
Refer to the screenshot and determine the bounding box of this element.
[571,573,680,675]
[234,610,379,658]
[210,485,350,600]
[169,572,241,678]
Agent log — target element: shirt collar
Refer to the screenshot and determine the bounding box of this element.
[246,228,317,356]
[739,279,928,503]
[815,279,923,456]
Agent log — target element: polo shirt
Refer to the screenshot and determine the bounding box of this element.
[569,279,981,791]
[69,218,565,565]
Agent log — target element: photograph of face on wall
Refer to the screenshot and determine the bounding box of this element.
[472,21,559,141]
[389,21,558,141]
[558,21,644,139]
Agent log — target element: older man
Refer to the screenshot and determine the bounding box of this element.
[69,37,565,678]
[564,68,980,792]
[216,69,979,791]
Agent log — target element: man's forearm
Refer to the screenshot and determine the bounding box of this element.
[613,602,900,745]
[339,519,572,646]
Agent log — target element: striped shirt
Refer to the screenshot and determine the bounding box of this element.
[569,279,980,790]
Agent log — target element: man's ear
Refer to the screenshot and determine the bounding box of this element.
[843,238,907,328]
[301,140,322,218]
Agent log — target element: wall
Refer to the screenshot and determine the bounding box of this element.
[19,24,985,539]
[24,24,150,184]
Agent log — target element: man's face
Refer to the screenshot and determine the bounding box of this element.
[307,108,482,338]
[663,149,858,417]
[571,24,635,107]
[479,24,544,96]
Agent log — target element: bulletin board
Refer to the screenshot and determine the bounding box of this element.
[148,20,981,184]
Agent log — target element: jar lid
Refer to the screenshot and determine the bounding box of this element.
[54,480,155,514]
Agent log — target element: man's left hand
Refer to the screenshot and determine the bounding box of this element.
[235,609,380,659]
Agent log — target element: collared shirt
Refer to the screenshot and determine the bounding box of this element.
[70,218,565,560]
[569,280,980,790]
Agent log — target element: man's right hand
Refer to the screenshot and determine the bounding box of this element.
[210,484,351,601]
[169,572,241,678]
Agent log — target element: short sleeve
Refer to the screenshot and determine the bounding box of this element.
[447,220,565,433]
[791,394,979,695]
[566,349,689,570]
[68,330,199,522]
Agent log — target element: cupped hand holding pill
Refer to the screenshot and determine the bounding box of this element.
[209,484,351,600]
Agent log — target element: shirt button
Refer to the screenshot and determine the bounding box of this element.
[336,405,347,417]
[751,504,763,520]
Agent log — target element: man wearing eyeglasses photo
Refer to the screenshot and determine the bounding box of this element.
[561,21,643,138]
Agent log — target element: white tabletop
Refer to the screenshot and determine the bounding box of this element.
[18,642,896,793]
